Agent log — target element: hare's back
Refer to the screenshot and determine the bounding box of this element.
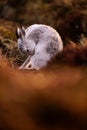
[25,24,59,38]
[25,24,63,52]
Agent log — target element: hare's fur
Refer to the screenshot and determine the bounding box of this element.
[17,24,63,70]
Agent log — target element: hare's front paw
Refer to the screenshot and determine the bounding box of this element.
[27,65,34,70]
[19,63,33,70]
[19,66,24,69]
[19,66,34,70]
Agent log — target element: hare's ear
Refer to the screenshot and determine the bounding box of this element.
[16,27,21,39]
[16,26,25,39]
[21,26,25,36]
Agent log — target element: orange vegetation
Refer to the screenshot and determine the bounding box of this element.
[0,42,87,130]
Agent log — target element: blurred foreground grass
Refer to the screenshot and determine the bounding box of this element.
[0,54,87,130]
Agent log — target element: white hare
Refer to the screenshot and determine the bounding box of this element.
[16,24,63,70]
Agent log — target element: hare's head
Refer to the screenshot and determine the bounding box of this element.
[16,26,35,55]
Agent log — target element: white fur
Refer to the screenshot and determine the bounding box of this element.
[17,24,63,70]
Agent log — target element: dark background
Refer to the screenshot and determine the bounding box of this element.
[0,0,87,43]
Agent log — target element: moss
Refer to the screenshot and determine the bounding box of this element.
[0,26,16,40]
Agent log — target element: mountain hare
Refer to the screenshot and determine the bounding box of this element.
[16,24,63,70]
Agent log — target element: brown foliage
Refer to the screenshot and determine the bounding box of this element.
[0,0,87,42]
[0,57,87,130]
[56,40,87,65]
[0,39,87,129]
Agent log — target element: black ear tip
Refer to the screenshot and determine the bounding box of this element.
[15,28,19,39]
[15,27,21,39]
[21,26,25,36]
